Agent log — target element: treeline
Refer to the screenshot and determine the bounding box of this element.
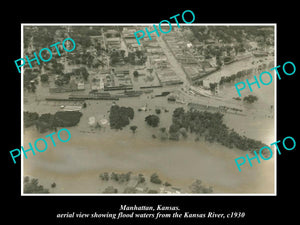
[99,171,212,194]
[219,68,254,85]
[109,105,134,129]
[24,111,82,133]
[169,108,266,153]
[23,176,49,193]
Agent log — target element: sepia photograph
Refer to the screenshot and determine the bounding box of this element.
[21,24,276,195]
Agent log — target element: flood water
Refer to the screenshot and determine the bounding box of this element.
[23,56,275,194]
[23,125,274,194]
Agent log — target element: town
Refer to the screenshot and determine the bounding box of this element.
[22,25,275,194]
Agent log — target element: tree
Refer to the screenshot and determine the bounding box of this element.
[145,115,160,127]
[52,62,64,74]
[137,174,145,184]
[99,172,109,181]
[133,70,139,78]
[51,182,56,188]
[155,109,161,114]
[243,95,258,104]
[130,125,138,133]
[111,172,119,182]
[189,179,213,193]
[169,123,180,134]
[82,102,87,108]
[118,172,132,183]
[120,50,125,58]
[164,182,172,187]
[40,74,49,82]
[55,79,64,87]
[150,173,162,184]
[80,67,89,81]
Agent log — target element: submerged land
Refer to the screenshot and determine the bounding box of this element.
[23,25,275,194]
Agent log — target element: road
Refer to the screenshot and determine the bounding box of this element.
[156,36,189,86]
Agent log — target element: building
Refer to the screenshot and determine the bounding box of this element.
[156,69,182,86]
[106,37,121,50]
[61,105,82,112]
[77,81,85,90]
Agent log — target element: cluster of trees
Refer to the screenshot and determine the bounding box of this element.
[40,74,49,83]
[158,127,169,141]
[24,69,38,92]
[189,179,213,193]
[102,186,138,193]
[99,172,146,185]
[150,173,162,184]
[24,176,49,193]
[110,50,125,65]
[53,111,82,127]
[99,172,172,194]
[69,27,92,49]
[72,67,89,81]
[209,82,218,92]
[219,68,254,85]
[145,115,160,127]
[51,59,64,75]
[243,95,258,104]
[126,51,147,65]
[70,51,97,68]
[169,107,266,152]
[109,105,134,130]
[24,112,39,127]
[36,113,55,133]
[111,172,132,183]
[29,27,55,49]
[110,50,147,66]
[54,67,89,87]
[24,111,82,133]
[100,171,133,184]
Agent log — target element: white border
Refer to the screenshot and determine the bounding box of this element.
[21,23,277,196]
